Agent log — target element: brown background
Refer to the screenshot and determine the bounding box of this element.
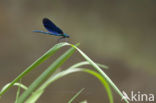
[0,0,156,103]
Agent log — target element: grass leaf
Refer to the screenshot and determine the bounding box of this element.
[67,43,129,103]
[68,61,108,69]
[17,43,79,103]
[68,88,85,103]
[25,68,113,103]
[0,42,68,96]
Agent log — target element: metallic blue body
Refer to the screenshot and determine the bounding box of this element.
[33,18,70,38]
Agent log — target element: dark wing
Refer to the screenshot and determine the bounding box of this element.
[43,18,64,34]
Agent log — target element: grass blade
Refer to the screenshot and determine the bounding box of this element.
[25,68,113,103]
[68,88,85,103]
[1,82,27,92]
[15,80,23,103]
[68,61,108,69]
[0,42,68,96]
[83,69,113,103]
[17,43,79,103]
[67,43,129,103]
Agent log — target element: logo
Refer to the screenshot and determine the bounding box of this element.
[121,91,155,102]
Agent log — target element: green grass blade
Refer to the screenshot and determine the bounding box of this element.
[24,89,44,103]
[1,82,27,92]
[68,61,108,69]
[68,88,85,103]
[15,80,22,103]
[17,43,79,103]
[15,86,21,103]
[83,69,113,103]
[0,42,68,96]
[25,68,113,103]
[25,69,81,103]
[13,83,28,90]
[67,43,129,103]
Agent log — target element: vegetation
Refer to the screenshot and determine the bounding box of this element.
[0,42,129,103]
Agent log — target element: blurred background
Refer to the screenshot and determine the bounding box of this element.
[0,0,156,103]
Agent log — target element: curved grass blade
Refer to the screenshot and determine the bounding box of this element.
[0,42,69,96]
[1,82,27,92]
[17,43,79,103]
[66,43,129,103]
[68,61,108,69]
[25,68,113,103]
[83,69,113,103]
